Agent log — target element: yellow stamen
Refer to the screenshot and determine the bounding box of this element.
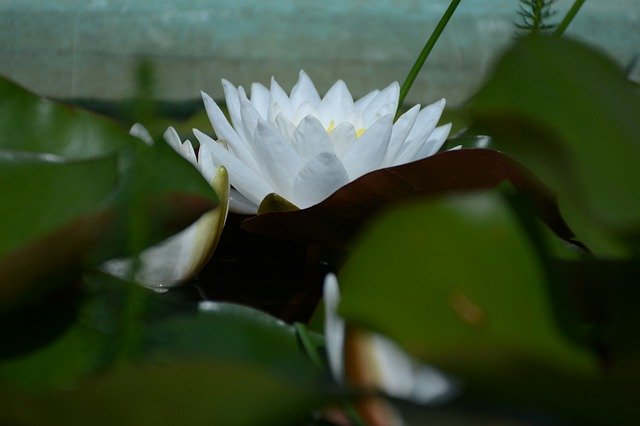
[327,120,365,138]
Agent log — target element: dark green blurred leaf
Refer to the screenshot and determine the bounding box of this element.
[144,301,307,374]
[555,259,640,363]
[0,155,117,306]
[438,107,471,137]
[335,192,632,422]
[441,133,493,151]
[0,81,217,342]
[0,154,117,261]
[1,273,329,425]
[469,36,640,254]
[0,284,82,360]
[0,360,326,426]
[340,192,594,374]
[90,140,218,264]
[0,77,129,158]
[0,321,105,390]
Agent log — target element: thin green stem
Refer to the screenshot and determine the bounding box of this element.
[397,0,463,112]
[553,0,586,36]
[114,283,147,365]
[294,322,324,368]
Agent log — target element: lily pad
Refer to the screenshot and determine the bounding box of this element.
[0,77,129,158]
[0,79,217,309]
[468,36,640,254]
[335,192,640,423]
[0,360,326,426]
[242,149,571,249]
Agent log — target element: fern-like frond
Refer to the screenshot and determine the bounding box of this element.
[515,0,558,36]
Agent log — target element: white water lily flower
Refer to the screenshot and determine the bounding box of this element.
[323,274,456,407]
[101,125,229,289]
[194,71,452,214]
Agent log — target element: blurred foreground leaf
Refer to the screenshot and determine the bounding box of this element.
[469,36,640,255]
[335,192,638,423]
[0,155,117,305]
[0,321,105,389]
[0,360,325,426]
[0,79,216,354]
[1,273,329,424]
[0,77,129,158]
[144,301,311,377]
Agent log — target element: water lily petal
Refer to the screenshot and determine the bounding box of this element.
[291,115,334,162]
[405,98,446,143]
[201,91,260,172]
[180,140,198,167]
[389,100,447,166]
[101,166,229,288]
[250,82,270,120]
[341,114,394,180]
[409,123,452,163]
[293,102,321,127]
[195,139,216,183]
[330,122,357,159]
[292,152,349,208]
[269,76,295,120]
[130,123,153,145]
[194,129,273,206]
[318,80,354,127]
[345,109,365,131]
[362,82,399,126]
[163,127,197,167]
[383,104,421,166]
[162,126,182,152]
[354,89,380,110]
[367,333,455,405]
[268,101,287,124]
[238,87,261,141]
[290,70,321,110]
[374,101,399,124]
[323,275,457,407]
[229,188,259,214]
[221,79,246,142]
[323,274,345,382]
[251,119,303,199]
[196,72,450,211]
[274,112,296,142]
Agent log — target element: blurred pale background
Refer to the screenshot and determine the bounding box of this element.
[1,0,638,106]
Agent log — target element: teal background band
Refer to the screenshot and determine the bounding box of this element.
[1,0,638,105]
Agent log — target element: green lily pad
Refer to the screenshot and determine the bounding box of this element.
[0,77,129,158]
[469,36,640,254]
[336,191,621,422]
[0,360,326,426]
[0,78,217,310]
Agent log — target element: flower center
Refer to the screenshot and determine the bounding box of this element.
[326,120,366,138]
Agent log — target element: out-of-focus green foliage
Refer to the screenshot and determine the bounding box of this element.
[0,272,329,425]
[338,35,640,424]
[336,190,639,423]
[0,78,129,158]
[470,36,640,256]
[339,191,595,375]
[0,361,323,426]
[1,27,639,426]
[0,78,217,309]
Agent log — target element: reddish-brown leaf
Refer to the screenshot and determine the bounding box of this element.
[242,149,572,248]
